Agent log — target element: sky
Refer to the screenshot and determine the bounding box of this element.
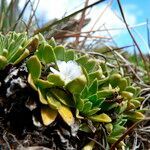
[16,0,150,54]
[112,0,150,54]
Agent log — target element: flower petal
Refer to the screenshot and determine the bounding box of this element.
[50,60,83,85]
[50,67,65,81]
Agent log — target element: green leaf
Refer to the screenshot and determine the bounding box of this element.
[97,89,115,99]
[2,49,8,57]
[8,47,24,63]
[76,109,84,119]
[134,97,144,102]
[66,75,87,94]
[36,42,45,60]
[127,102,136,110]
[92,97,104,108]
[130,99,141,108]
[26,56,41,79]
[116,101,128,114]
[0,36,4,54]
[50,88,75,107]
[89,113,112,123]
[88,94,104,108]
[8,33,27,58]
[110,124,126,138]
[65,50,75,61]
[79,123,92,133]
[47,92,61,109]
[107,137,119,144]
[13,49,29,65]
[125,111,145,121]
[54,46,65,60]
[121,91,133,100]
[105,123,113,134]
[82,101,92,114]
[38,33,45,42]
[115,117,127,126]
[27,74,38,91]
[100,102,118,111]
[41,106,58,126]
[36,79,54,89]
[42,44,56,63]
[88,79,98,95]
[82,141,95,150]
[48,37,56,48]
[88,94,97,104]
[47,74,65,86]
[98,77,109,88]
[135,87,141,96]
[38,88,48,104]
[76,99,85,111]
[100,63,108,77]
[81,87,89,99]
[88,69,103,81]
[125,77,131,86]
[125,86,136,95]
[109,73,121,88]
[118,78,128,91]
[84,59,96,73]
[76,55,88,66]
[58,105,74,126]
[86,108,100,116]
[82,67,89,85]
[0,55,7,69]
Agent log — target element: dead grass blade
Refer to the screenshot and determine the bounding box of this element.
[26,0,40,32]
[114,50,142,82]
[146,19,150,49]
[12,0,31,30]
[110,118,150,150]
[80,0,113,49]
[34,0,106,35]
[116,0,150,79]
[75,0,89,45]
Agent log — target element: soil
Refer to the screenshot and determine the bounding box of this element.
[0,64,100,150]
[0,64,149,150]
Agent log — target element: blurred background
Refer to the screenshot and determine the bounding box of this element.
[0,0,150,85]
[1,0,150,54]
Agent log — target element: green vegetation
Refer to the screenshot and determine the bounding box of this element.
[0,32,146,149]
[0,0,149,149]
[0,32,39,69]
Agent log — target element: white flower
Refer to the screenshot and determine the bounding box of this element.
[50,60,83,84]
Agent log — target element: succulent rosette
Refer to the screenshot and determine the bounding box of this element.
[0,32,39,70]
[24,35,145,149]
[0,32,145,149]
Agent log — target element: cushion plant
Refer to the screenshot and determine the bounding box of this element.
[25,34,144,149]
[0,32,145,149]
[0,32,38,69]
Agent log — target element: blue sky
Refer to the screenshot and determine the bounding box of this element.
[18,0,150,54]
[111,0,150,54]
